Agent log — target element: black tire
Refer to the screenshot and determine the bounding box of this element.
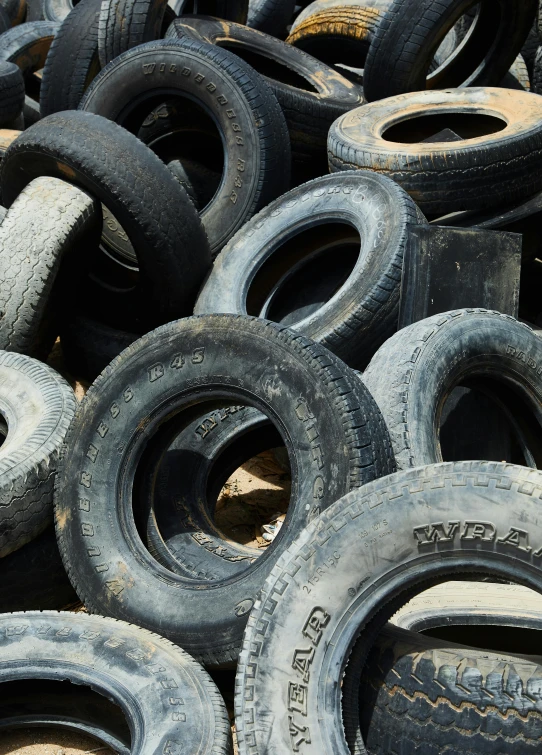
[54,314,395,665]
[0,351,75,557]
[61,314,138,381]
[287,0,391,71]
[43,0,74,20]
[522,24,539,76]
[328,88,542,215]
[363,310,542,470]
[167,16,363,167]
[0,61,24,126]
[236,460,542,754]
[355,623,542,755]
[533,44,542,94]
[501,53,531,91]
[0,177,101,359]
[0,111,211,330]
[0,0,26,25]
[40,0,101,116]
[80,38,291,256]
[169,0,248,22]
[0,611,232,753]
[247,0,294,39]
[97,0,169,67]
[0,525,77,610]
[363,0,538,102]
[195,171,426,369]
[0,20,59,71]
[0,3,9,30]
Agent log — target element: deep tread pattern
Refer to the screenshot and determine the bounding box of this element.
[0,351,76,557]
[247,0,295,38]
[533,45,542,94]
[0,61,24,126]
[0,20,59,72]
[0,177,100,358]
[40,0,101,116]
[98,0,167,66]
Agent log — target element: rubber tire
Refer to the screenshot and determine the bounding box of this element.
[363,0,538,102]
[40,0,101,116]
[235,460,542,754]
[356,623,542,755]
[0,611,232,753]
[98,0,169,67]
[0,0,25,25]
[0,352,75,558]
[0,61,24,126]
[532,44,542,93]
[501,53,531,90]
[0,177,101,359]
[363,310,542,470]
[167,16,364,166]
[247,0,295,39]
[392,580,542,633]
[54,314,395,665]
[60,315,138,381]
[328,88,542,215]
[80,38,291,257]
[0,525,77,610]
[287,0,391,70]
[0,4,9,30]
[195,171,426,369]
[0,110,211,330]
[43,0,74,20]
[0,21,59,73]
[169,0,248,22]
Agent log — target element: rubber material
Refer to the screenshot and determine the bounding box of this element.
[0,0,26,25]
[168,0,248,23]
[363,310,542,470]
[61,315,138,381]
[328,88,542,215]
[247,0,294,39]
[54,314,395,665]
[0,110,211,330]
[0,4,9,31]
[0,61,24,126]
[80,38,291,256]
[0,611,232,753]
[98,0,169,66]
[235,460,542,754]
[0,177,101,359]
[0,21,59,74]
[195,171,426,369]
[363,0,538,101]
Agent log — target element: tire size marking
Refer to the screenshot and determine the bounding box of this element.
[302,552,341,595]
[288,606,330,751]
[414,518,542,556]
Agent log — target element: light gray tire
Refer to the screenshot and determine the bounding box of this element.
[0,176,101,358]
[0,351,76,556]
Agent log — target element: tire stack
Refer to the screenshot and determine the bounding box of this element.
[0,0,541,752]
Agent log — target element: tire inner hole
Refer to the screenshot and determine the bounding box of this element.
[438,380,542,467]
[382,113,507,143]
[0,679,130,753]
[245,223,361,326]
[420,623,542,656]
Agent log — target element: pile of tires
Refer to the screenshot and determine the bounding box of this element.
[0,0,542,751]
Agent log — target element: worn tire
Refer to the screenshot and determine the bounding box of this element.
[236,460,542,754]
[0,111,211,330]
[533,44,542,93]
[54,314,395,665]
[328,88,542,215]
[0,352,75,557]
[0,61,24,126]
[0,3,9,29]
[167,16,363,167]
[0,20,59,71]
[247,0,294,39]
[0,525,77,610]
[355,623,542,755]
[169,0,247,22]
[60,315,138,381]
[196,171,426,369]
[80,38,290,256]
[0,177,101,359]
[40,0,101,116]
[98,0,168,66]
[363,0,538,101]
[363,310,542,470]
[0,611,232,753]
[0,0,25,25]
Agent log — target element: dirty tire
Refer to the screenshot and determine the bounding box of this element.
[501,53,531,90]
[0,177,101,359]
[60,314,138,381]
[43,0,75,20]
[363,0,538,101]
[40,0,101,116]
[0,4,9,31]
[80,38,290,256]
[196,171,426,369]
[363,310,542,470]
[287,1,390,70]
[235,460,542,754]
[54,314,395,665]
[168,16,364,166]
[0,611,232,753]
[355,624,542,755]
[0,352,75,558]
[0,0,25,25]
[328,88,542,215]
[98,0,168,67]
[0,20,59,72]
[0,525,77,610]
[0,61,24,126]
[247,0,295,38]
[533,45,542,93]
[0,110,211,330]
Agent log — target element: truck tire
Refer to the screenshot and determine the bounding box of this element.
[0,61,24,127]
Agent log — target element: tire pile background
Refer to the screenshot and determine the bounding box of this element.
[0,0,542,753]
